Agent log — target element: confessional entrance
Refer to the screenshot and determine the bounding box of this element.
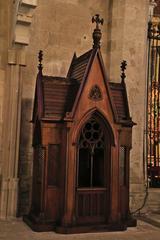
[76,117,110,224]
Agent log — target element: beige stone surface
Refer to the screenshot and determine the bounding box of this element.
[0,0,10,175]
[13,0,38,45]
[0,219,160,240]
[106,0,149,210]
[0,0,10,68]
[0,69,4,175]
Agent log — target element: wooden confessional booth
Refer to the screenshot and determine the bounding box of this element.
[24,15,136,233]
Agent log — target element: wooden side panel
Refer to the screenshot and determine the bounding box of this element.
[41,123,62,146]
[119,130,131,219]
[76,189,107,224]
[45,144,61,221]
[40,124,63,222]
[47,144,60,186]
[46,187,60,221]
[32,146,46,214]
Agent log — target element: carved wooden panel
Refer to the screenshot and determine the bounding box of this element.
[89,85,102,101]
[76,189,106,224]
[47,144,60,186]
[119,146,127,186]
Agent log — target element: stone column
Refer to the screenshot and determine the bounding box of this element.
[0,0,37,219]
[0,49,26,218]
[149,0,157,20]
[107,0,149,212]
[0,70,4,175]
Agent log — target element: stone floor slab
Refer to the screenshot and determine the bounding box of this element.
[0,219,160,240]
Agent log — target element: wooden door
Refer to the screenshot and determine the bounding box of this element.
[76,117,110,224]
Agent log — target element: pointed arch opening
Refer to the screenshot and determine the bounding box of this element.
[78,117,105,188]
[75,112,113,224]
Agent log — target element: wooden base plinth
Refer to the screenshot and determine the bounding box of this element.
[126,215,137,227]
[23,215,55,232]
[56,218,137,234]
[23,214,137,233]
[56,223,127,234]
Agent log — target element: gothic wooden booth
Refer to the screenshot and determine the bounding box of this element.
[24,15,136,233]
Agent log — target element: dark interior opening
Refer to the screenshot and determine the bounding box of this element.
[78,117,105,188]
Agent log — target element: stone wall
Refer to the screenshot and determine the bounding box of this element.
[0,0,38,218]
[0,0,10,177]
[0,70,4,175]
[104,0,149,212]
[120,0,149,211]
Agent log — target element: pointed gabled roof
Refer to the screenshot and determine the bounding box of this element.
[66,48,134,126]
[32,70,80,122]
[67,49,93,81]
[109,82,133,126]
[33,46,133,126]
[68,48,118,121]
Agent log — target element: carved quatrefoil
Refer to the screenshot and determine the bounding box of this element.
[89,84,102,101]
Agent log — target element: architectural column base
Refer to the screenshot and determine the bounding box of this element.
[0,178,9,219]
[130,183,147,214]
[0,178,19,219]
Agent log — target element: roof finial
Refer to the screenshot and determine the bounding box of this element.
[120,60,127,83]
[92,14,104,49]
[38,50,43,71]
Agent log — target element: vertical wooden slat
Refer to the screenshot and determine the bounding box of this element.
[76,189,106,223]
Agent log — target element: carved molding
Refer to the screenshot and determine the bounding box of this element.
[89,85,102,101]
[12,0,37,45]
[149,0,157,19]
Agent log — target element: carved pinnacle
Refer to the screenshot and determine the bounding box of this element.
[92,14,104,29]
[92,14,104,49]
[38,50,43,71]
[121,60,127,82]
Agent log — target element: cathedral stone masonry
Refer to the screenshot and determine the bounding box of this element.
[0,0,37,219]
[0,0,158,221]
[13,0,38,45]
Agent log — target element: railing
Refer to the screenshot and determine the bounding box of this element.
[147,20,160,187]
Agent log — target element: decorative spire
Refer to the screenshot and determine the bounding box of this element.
[38,50,43,72]
[92,14,104,49]
[120,60,127,83]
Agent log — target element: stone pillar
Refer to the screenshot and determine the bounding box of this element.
[0,69,4,175]
[0,49,26,218]
[107,0,149,212]
[149,0,157,20]
[0,0,37,219]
